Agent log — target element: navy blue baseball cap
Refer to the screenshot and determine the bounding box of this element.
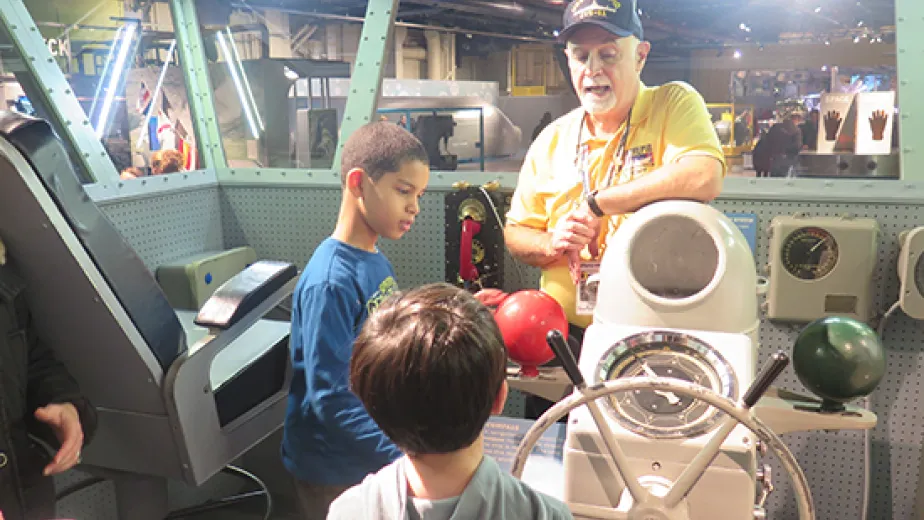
[559,0,644,42]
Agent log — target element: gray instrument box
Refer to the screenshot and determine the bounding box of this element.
[767,215,878,323]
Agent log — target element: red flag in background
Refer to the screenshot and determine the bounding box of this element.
[136,81,152,115]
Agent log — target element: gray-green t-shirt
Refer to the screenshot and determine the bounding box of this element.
[327,455,573,520]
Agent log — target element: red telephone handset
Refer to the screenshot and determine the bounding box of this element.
[459,217,482,283]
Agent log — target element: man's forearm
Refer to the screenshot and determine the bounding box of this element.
[504,224,561,269]
[595,156,723,216]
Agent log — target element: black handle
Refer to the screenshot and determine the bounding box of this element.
[742,351,789,409]
[547,329,585,388]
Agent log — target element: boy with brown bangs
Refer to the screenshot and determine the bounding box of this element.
[328,283,572,519]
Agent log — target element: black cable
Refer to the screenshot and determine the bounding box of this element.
[478,186,528,289]
[161,465,272,520]
[223,465,272,520]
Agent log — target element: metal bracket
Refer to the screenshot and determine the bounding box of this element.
[331,0,400,175]
[169,0,226,170]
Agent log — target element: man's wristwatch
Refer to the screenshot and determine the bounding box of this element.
[586,190,606,218]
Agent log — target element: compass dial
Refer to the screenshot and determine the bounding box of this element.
[781,227,839,280]
[595,331,737,439]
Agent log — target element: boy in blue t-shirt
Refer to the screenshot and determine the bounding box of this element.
[281,121,430,519]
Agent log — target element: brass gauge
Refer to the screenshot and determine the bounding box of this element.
[471,239,485,265]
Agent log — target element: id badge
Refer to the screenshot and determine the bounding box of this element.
[576,261,601,316]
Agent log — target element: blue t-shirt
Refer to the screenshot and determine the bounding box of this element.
[281,237,403,485]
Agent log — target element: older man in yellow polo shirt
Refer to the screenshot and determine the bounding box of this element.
[504,0,726,418]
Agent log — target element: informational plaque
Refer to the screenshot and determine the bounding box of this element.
[854,91,896,155]
[725,212,758,259]
[484,416,566,499]
[817,93,855,153]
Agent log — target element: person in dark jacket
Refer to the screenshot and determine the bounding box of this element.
[801,109,819,151]
[0,237,97,520]
[752,112,804,178]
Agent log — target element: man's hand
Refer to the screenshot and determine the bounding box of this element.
[473,288,509,309]
[565,203,602,285]
[550,205,600,258]
[34,403,84,476]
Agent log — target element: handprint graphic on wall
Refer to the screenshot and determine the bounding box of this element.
[824,110,842,141]
[869,110,889,141]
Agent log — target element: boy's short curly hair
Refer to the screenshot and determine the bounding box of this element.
[340,121,429,184]
[350,283,507,456]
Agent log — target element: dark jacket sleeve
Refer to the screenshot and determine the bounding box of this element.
[22,295,98,448]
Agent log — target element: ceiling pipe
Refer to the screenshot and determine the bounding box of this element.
[401,0,562,26]
[651,22,751,46]
[230,5,557,43]
[396,7,446,18]
[408,1,732,44]
[408,1,744,44]
[238,0,562,26]
[238,1,726,45]
[643,19,731,43]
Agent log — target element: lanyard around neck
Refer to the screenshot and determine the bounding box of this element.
[577,107,633,198]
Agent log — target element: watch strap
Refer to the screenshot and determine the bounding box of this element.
[586,190,605,218]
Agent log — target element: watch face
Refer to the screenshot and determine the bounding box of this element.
[595,331,737,439]
[781,227,839,280]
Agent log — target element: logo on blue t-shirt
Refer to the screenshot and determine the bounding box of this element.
[366,276,398,314]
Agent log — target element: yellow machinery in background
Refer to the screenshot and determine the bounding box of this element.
[510,44,568,97]
[706,103,756,163]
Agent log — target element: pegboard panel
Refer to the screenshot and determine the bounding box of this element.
[219,187,444,288]
[98,187,224,271]
[377,194,446,288]
[502,388,527,418]
[713,198,924,520]
[220,186,340,267]
[496,189,541,292]
[505,255,541,292]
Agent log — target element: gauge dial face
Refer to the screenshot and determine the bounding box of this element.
[595,331,737,439]
[781,227,839,280]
